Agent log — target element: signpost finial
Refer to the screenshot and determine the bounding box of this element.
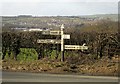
[61,24,64,29]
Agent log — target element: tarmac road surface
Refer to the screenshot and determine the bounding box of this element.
[2,71,119,82]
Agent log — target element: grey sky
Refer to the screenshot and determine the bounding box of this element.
[1,0,118,16]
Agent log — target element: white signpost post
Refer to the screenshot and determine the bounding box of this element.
[61,24,64,62]
[37,24,88,62]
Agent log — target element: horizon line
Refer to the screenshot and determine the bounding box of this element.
[1,13,117,17]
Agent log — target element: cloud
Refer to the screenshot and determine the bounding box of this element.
[1,2,118,16]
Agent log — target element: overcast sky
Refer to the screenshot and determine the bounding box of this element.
[0,0,119,16]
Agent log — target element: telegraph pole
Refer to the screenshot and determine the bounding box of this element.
[61,24,64,62]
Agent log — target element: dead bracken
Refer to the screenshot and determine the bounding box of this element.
[2,55,119,76]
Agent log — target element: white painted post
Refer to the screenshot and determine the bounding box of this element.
[61,24,64,62]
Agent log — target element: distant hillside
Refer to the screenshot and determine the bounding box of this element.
[2,14,118,31]
[81,14,118,21]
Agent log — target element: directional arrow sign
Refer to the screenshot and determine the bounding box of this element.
[42,31,50,35]
[62,34,70,39]
[65,45,88,50]
[42,31,61,35]
[37,39,61,44]
[50,31,61,35]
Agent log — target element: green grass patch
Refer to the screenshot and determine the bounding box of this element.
[4,48,38,61]
[17,48,38,61]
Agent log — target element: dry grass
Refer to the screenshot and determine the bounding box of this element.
[2,55,120,76]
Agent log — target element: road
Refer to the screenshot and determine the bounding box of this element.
[2,71,119,82]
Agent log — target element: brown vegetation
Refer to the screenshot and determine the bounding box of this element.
[1,17,120,76]
[2,55,119,76]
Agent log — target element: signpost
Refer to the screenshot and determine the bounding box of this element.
[42,31,50,35]
[37,24,88,62]
[37,39,61,44]
[42,30,61,35]
[63,34,70,39]
[65,45,88,50]
[50,31,61,35]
